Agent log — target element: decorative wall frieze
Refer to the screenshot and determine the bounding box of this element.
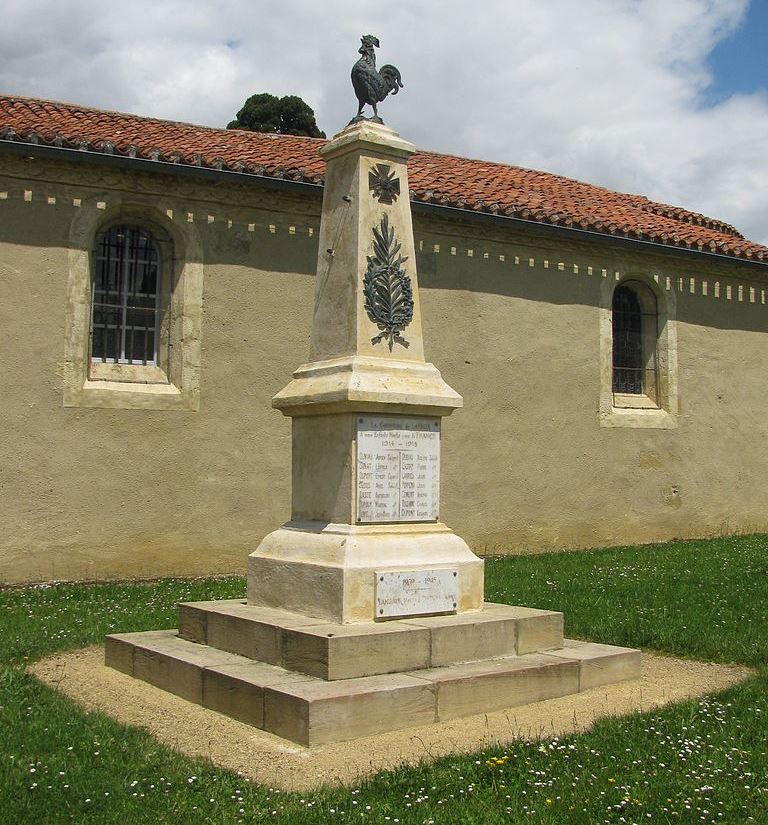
[0,153,322,218]
[0,153,765,304]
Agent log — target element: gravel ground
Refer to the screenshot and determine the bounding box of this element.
[30,647,751,792]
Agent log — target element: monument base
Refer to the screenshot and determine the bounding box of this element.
[105,599,640,746]
[246,521,485,624]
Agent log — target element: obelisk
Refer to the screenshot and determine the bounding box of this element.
[247,41,484,624]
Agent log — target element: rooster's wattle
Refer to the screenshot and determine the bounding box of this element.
[350,35,403,123]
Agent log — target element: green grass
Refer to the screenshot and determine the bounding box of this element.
[485,534,768,667]
[1,534,767,823]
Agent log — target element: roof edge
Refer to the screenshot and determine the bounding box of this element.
[413,201,768,272]
[1,137,766,273]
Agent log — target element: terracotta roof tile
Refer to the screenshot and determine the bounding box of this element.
[1,94,765,263]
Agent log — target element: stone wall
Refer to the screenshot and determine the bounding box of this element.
[1,152,766,582]
[416,216,768,552]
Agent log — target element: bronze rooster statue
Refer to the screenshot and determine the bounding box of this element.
[350,35,403,124]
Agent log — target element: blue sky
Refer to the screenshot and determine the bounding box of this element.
[0,0,766,244]
[708,0,768,100]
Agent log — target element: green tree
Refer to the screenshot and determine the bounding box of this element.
[227,93,325,137]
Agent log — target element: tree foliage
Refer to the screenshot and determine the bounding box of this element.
[227,93,325,138]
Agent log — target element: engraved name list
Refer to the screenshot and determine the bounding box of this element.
[356,416,440,523]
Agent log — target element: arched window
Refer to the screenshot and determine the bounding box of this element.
[612,282,658,403]
[90,225,162,365]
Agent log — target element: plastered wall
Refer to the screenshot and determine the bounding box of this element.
[416,222,768,552]
[1,153,766,583]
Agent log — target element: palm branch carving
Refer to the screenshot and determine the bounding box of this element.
[363,214,413,349]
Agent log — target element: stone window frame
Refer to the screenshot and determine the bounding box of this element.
[64,197,203,410]
[599,272,678,429]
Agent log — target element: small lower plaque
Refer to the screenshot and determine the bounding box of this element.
[375,568,458,618]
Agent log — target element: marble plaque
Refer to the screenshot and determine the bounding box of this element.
[356,416,440,523]
[376,569,458,618]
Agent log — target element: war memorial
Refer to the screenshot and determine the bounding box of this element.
[104,37,640,746]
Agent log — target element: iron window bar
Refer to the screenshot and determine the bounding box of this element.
[91,226,160,366]
[611,285,659,400]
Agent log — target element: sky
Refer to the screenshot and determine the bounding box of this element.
[1,0,766,245]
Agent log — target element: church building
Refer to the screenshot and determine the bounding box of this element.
[1,94,766,583]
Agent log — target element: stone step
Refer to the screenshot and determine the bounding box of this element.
[104,630,639,746]
[177,599,564,680]
[549,638,643,692]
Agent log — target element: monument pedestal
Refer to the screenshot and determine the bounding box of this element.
[106,601,640,746]
[104,116,640,746]
[248,522,483,624]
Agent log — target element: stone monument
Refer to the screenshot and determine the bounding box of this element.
[246,120,484,625]
[105,37,639,746]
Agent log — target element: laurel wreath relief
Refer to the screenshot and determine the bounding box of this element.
[363,214,414,349]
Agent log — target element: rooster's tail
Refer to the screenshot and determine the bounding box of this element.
[378,65,404,100]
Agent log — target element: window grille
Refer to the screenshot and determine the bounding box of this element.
[612,284,657,396]
[90,225,160,365]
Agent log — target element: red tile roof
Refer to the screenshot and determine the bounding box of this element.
[1,94,765,262]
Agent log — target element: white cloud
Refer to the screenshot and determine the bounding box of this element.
[0,0,765,243]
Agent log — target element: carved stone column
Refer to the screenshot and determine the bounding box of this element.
[247,120,484,623]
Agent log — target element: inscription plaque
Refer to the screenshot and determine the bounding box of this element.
[356,416,440,523]
[376,569,458,618]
